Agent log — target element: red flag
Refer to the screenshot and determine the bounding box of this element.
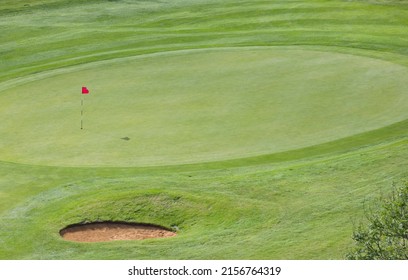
[82,87,89,94]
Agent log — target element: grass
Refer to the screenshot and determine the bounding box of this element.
[1,47,407,166]
[0,0,407,259]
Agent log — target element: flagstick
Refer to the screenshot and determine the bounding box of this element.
[81,94,84,130]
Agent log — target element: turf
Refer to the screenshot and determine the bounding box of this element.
[0,0,408,259]
[1,47,407,166]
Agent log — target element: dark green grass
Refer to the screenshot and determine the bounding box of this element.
[0,0,408,259]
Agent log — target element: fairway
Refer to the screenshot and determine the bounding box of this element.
[1,48,407,166]
[1,0,408,260]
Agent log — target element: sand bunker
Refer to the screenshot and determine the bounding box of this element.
[60,222,176,242]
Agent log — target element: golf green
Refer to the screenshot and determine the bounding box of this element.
[1,47,407,167]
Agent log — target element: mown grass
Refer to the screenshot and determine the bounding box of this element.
[1,47,407,166]
[0,0,407,259]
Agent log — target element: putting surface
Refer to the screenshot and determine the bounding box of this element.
[1,47,408,167]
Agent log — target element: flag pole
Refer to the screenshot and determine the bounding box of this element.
[81,93,84,130]
[81,86,89,129]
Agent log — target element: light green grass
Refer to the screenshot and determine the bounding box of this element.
[1,47,407,166]
[0,0,408,259]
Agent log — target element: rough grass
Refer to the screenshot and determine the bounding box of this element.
[0,0,408,259]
